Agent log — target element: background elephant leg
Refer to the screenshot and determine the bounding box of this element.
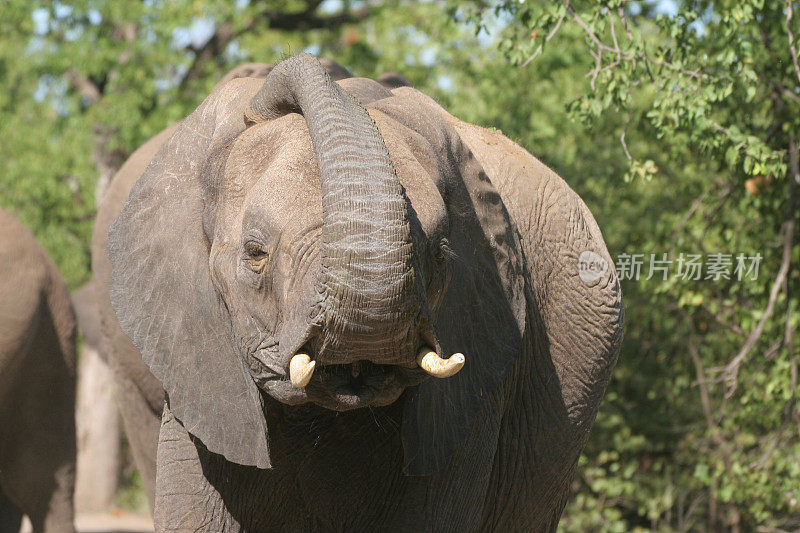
[0,342,75,533]
[26,464,75,533]
[0,489,22,533]
[113,373,161,512]
[0,450,74,533]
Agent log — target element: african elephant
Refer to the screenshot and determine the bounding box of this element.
[0,208,76,533]
[101,54,623,531]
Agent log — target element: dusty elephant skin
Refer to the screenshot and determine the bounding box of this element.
[0,208,76,533]
[98,54,624,532]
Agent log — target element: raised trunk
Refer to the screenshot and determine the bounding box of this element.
[247,54,419,360]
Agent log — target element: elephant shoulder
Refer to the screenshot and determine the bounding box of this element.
[0,209,49,314]
[0,208,73,364]
[0,209,63,309]
[0,208,47,275]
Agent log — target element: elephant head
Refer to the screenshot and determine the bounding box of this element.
[109,54,526,474]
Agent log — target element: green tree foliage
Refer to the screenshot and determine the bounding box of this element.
[1,1,797,529]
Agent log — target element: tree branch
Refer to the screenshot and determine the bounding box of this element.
[266,3,369,31]
[180,21,236,91]
[560,1,707,93]
[786,133,799,436]
[720,138,797,397]
[65,69,101,105]
[521,11,566,67]
[750,130,797,465]
[685,318,735,479]
[686,321,719,431]
[785,0,800,87]
[178,1,370,92]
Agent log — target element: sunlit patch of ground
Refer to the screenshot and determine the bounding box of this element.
[20,512,153,533]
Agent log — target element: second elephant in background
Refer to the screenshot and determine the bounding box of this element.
[0,207,76,533]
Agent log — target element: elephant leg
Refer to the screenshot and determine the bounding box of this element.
[154,405,242,532]
[113,372,161,512]
[0,451,74,533]
[0,489,22,533]
[26,464,75,533]
[154,405,300,532]
[99,312,164,511]
[0,354,75,533]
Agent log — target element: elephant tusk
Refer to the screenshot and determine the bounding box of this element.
[289,353,316,388]
[416,348,465,379]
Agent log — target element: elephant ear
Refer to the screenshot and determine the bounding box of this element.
[371,90,527,475]
[108,78,272,468]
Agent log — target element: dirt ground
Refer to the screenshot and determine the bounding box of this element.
[20,512,154,533]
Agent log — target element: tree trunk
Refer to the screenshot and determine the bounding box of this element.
[74,344,120,512]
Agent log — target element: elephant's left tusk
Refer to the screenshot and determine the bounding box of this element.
[416,348,465,378]
[289,353,316,388]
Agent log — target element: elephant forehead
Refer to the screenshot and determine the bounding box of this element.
[225,114,322,235]
[223,108,448,241]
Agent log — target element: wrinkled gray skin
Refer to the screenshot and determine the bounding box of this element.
[99,55,623,531]
[0,208,76,533]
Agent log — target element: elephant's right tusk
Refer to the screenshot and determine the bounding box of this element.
[416,348,465,379]
[289,353,316,388]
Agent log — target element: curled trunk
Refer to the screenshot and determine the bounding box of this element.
[247,54,419,357]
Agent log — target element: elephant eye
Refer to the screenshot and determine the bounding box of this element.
[435,237,455,264]
[244,241,270,271]
[245,241,268,258]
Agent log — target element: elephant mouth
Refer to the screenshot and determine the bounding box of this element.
[255,341,465,411]
[258,357,427,411]
[304,360,427,411]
